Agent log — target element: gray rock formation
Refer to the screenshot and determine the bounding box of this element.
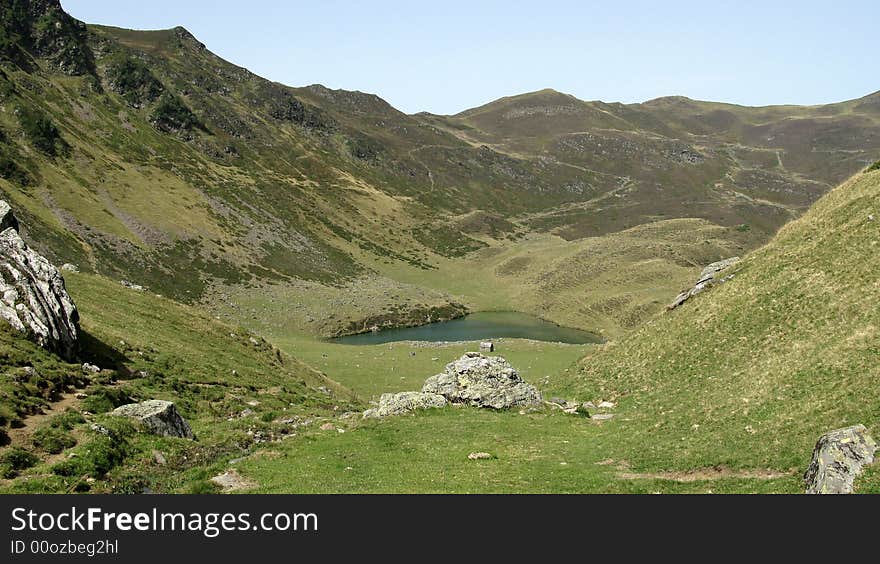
[422,352,542,409]
[111,400,195,439]
[668,257,740,310]
[0,201,79,360]
[804,425,876,494]
[363,391,447,418]
[120,280,144,291]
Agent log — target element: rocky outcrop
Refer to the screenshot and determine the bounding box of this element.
[332,302,468,338]
[363,391,447,418]
[111,400,195,439]
[422,352,542,409]
[668,257,740,310]
[0,0,97,76]
[363,353,542,418]
[0,201,79,360]
[804,425,876,494]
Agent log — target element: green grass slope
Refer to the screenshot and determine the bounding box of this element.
[0,272,354,493]
[575,168,880,492]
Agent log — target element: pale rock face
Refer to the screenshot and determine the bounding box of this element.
[111,400,195,439]
[804,425,876,494]
[0,201,79,360]
[363,391,447,418]
[363,353,541,419]
[668,257,740,310]
[422,352,542,409]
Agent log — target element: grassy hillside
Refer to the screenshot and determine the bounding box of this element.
[0,1,878,339]
[0,1,878,494]
[573,168,880,492]
[228,169,880,494]
[0,272,354,493]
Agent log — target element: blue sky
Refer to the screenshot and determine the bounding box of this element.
[62,0,878,115]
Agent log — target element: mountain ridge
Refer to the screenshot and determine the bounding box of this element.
[1,0,879,340]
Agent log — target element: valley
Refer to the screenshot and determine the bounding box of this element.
[0,0,877,494]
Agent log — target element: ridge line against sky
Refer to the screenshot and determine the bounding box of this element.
[62,0,878,116]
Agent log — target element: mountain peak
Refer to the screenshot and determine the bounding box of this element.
[0,0,96,75]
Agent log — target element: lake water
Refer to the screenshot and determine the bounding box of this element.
[331,311,603,345]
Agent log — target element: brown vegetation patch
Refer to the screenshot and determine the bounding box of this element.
[616,463,791,482]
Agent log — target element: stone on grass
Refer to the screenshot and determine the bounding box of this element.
[668,257,740,310]
[363,391,447,418]
[804,425,876,494]
[210,469,256,493]
[422,352,542,409]
[111,400,195,439]
[468,452,493,460]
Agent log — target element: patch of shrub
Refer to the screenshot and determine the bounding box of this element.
[150,94,201,133]
[0,149,31,185]
[32,426,76,454]
[186,479,220,494]
[81,386,132,414]
[347,134,384,161]
[16,106,68,156]
[105,56,164,107]
[0,69,14,98]
[0,446,39,478]
[51,421,133,478]
[50,409,86,430]
[412,224,487,257]
[868,160,880,172]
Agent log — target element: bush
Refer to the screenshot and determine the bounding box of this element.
[51,424,131,478]
[0,447,39,478]
[50,409,86,430]
[0,149,31,185]
[186,479,220,494]
[32,426,76,454]
[16,106,67,156]
[81,386,132,414]
[868,160,880,172]
[150,94,201,133]
[105,56,163,107]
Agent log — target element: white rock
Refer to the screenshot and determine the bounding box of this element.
[0,201,79,360]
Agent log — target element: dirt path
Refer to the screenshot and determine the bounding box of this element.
[4,388,84,448]
[614,461,792,483]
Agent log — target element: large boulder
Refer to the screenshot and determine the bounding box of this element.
[363,391,447,418]
[668,257,739,310]
[422,352,542,409]
[0,201,79,360]
[804,425,876,494]
[111,400,195,439]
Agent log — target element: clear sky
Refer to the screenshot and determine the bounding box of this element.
[61,0,878,115]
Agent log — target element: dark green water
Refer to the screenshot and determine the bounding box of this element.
[331,311,603,345]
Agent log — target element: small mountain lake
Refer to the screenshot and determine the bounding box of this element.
[331,311,604,345]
